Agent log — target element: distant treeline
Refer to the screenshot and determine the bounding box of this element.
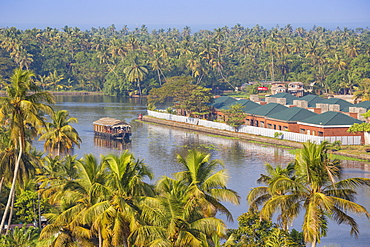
[0,24,369,96]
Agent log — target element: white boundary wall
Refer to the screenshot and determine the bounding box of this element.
[147,111,362,145]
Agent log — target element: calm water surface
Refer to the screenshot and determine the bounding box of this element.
[36,95,370,247]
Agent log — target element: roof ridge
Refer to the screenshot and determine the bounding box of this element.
[324,111,340,125]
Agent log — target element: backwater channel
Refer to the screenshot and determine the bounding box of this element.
[37,95,370,247]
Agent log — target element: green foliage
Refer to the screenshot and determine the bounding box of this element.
[147,76,195,104]
[1,25,370,94]
[326,140,342,151]
[274,132,283,139]
[221,104,247,130]
[147,102,156,111]
[348,122,370,133]
[14,190,50,224]
[248,141,370,246]
[0,226,40,247]
[363,109,370,119]
[148,76,214,116]
[226,210,304,247]
[165,107,175,114]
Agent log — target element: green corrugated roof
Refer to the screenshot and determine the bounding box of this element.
[212,96,237,109]
[220,99,260,110]
[241,100,260,111]
[325,98,354,111]
[355,101,370,109]
[299,111,363,126]
[245,103,288,116]
[342,101,370,112]
[267,93,298,105]
[267,107,317,122]
[300,94,327,107]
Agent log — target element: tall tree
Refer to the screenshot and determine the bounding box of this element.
[123,56,148,97]
[175,149,240,221]
[248,141,370,247]
[0,68,54,233]
[38,109,81,156]
[130,176,226,246]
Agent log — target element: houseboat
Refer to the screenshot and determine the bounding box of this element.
[93,117,132,140]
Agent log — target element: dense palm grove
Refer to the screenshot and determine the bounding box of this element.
[1,24,370,246]
[1,24,370,96]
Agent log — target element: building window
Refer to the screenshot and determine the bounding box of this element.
[260,121,265,128]
[300,129,305,134]
[284,126,288,131]
[318,131,323,136]
[268,124,272,129]
[273,124,277,130]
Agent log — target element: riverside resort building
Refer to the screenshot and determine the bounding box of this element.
[211,93,369,145]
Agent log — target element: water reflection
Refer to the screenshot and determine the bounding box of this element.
[94,135,132,150]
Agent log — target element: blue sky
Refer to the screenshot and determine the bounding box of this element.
[1,0,369,30]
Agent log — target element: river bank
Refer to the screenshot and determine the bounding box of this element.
[0,90,106,96]
[142,115,370,162]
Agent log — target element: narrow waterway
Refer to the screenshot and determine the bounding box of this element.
[36,95,370,247]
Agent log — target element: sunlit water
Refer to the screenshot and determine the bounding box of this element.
[35,95,370,247]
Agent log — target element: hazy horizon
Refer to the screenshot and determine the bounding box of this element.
[1,22,369,32]
[1,0,369,32]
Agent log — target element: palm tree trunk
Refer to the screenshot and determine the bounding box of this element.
[38,190,41,228]
[157,69,162,86]
[98,227,102,247]
[57,142,61,157]
[137,80,142,98]
[271,51,275,81]
[5,192,15,235]
[311,241,317,247]
[159,68,166,84]
[0,176,4,196]
[0,136,22,233]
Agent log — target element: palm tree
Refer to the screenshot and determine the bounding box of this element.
[148,52,166,85]
[248,141,370,247]
[175,149,240,221]
[0,225,40,247]
[40,154,108,247]
[130,176,226,246]
[247,162,296,230]
[100,151,154,246]
[123,57,148,97]
[38,110,81,156]
[0,68,54,233]
[353,78,370,103]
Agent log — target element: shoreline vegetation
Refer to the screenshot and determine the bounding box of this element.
[0,90,106,96]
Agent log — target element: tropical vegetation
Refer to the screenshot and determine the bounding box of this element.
[1,25,370,97]
[247,141,370,247]
[1,24,370,245]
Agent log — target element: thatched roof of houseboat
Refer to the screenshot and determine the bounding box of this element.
[93,117,130,127]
